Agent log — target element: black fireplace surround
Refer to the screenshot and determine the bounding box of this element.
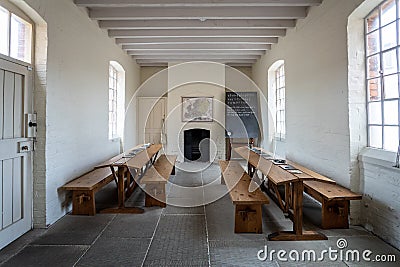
[184,129,210,162]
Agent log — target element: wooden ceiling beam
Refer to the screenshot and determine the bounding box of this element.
[76,0,322,8]
[109,29,286,38]
[116,37,278,45]
[99,19,296,29]
[89,6,307,20]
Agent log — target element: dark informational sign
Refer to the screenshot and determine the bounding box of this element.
[225,92,259,138]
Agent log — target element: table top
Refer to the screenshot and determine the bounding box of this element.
[234,146,336,185]
[95,144,162,169]
[125,144,162,169]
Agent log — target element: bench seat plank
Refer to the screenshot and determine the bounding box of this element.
[141,154,177,207]
[61,167,114,191]
[61,167,116,216]
[304,181,362,201]
[304,180,362,229]
[220,161,269,205]
[141,155,177,184]
[219,160,269,234]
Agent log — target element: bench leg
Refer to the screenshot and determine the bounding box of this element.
[72,190,96,216]
[145,184,166,208]
[321,199,350,229]
[234,204,262,234]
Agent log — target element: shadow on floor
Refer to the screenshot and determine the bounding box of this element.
[1,162,399,267]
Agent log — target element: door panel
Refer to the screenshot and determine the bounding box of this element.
[0,58,33,250]
[138,97,166,146]
[14,74,23,138]
[13,157,22,222]
[0,162,2,229]
[2,159,13,228]
[0,70,3,137]
[3,71,14,139]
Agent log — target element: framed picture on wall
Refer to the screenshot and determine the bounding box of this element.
[182,97,213,122]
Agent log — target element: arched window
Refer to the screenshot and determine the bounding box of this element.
[109,61,125,140]
[365,0,399,152]
[0,4,32,63]
[268,60,286,141]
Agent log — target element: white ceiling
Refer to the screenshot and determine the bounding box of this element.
[74,0,322,66]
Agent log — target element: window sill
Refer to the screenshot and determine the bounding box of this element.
[358,147,399,172]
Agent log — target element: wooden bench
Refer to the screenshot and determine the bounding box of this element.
[141,155,177,208]
[61,167,115,215]
[219,160,269,234]
[303,180,362,229]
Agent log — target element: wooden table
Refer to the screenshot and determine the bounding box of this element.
[95,144,162,213]
[234,146,328,241]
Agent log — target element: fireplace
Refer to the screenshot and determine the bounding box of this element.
[184,129,210,162]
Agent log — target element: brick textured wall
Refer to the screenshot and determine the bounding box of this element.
[359,149,400,249]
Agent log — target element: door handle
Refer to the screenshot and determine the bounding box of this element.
[28,121,37,127]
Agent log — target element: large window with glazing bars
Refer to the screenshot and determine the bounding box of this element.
[365,0,400,152]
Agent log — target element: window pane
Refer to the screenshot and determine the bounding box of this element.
[10,14,32,63]
[369,126,383,148]
[367,54,381,78]
[381,0,396,26]
[382,49,397,75]
[369,101,382,124]
[383,126,399,151]
[384,74,399,99]
[367,8,380,33]
[368,78,382,101]
[381,22,397,50]
[384,100,398,124]
[366,30,380,56]
[0,6,9,56]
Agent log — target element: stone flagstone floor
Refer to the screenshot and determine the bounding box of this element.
[0,162,399,267]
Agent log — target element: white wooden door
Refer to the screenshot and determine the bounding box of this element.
[138,97,166,145]
[0,58,33,250]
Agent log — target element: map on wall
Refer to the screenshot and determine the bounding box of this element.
[182,97,213,122]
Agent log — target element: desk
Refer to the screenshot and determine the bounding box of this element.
[95,144,162,213]
[234,146,327,241]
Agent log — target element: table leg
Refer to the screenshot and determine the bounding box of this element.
[118,167,125,207]
[100,166,144,214]
[268,180,327,241]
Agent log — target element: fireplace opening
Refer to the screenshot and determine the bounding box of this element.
[184,129,210,162]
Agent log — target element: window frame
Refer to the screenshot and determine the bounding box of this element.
[0,3,33,64]
[365,0,400,152]
[275,63,286,141]
[109,64,119,140]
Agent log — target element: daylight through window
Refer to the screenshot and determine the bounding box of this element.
[365,0,400,152]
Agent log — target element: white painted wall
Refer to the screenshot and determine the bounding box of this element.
[253,0,364,189]
[137,64,263,162]
[349,0,400,249]
[359,149,400,248]
[167,62,226,162]
[21,0,140,226]
[253,0,400,249]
